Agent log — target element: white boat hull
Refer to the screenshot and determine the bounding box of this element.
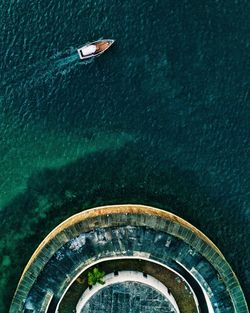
[77,39,115,60]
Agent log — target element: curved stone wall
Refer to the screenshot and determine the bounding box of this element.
[10,204,248,313]
[58,257,197,313]
[76,271,179,313]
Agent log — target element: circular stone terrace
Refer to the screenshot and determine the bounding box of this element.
[10,204,248,313]
[77,271,179,313]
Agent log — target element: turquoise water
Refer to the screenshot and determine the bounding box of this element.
[0,0,249,311]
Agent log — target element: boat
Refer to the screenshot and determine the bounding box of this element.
[77,39,115,60]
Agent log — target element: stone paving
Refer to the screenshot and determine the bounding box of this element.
[81,282,176,313]
[23,226,229,312]
[76,271,179,313]
[10,205,249,313]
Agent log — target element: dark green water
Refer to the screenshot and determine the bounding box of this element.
[0,0,249,311]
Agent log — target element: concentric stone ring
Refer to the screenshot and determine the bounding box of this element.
[10,204,248,313]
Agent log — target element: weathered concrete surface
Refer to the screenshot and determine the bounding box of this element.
[10,204,248,313]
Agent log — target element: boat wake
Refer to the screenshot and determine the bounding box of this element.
[1,49,93,91]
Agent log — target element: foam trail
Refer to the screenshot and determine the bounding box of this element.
[54,54,79,68]
[1,49,93,90]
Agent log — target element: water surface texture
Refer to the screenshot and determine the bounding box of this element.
[0,0,249,311]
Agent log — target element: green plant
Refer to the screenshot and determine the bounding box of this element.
[87,268,105,286]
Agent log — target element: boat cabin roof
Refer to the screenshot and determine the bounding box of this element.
[80,45,96,56]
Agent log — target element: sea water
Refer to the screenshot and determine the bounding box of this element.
[0,0,249,311]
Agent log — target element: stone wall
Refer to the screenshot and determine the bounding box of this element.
[10,204,248,313]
